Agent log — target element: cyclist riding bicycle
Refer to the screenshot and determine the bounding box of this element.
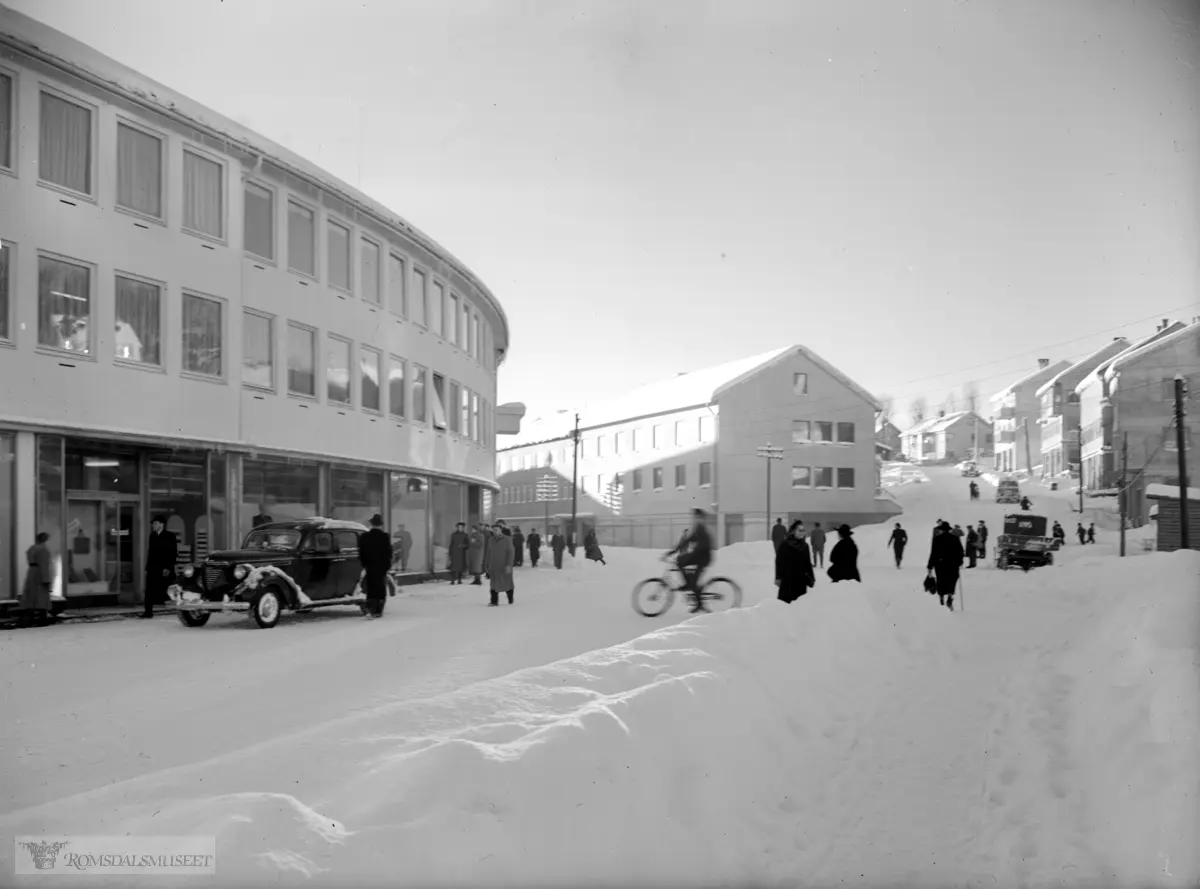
[666,508,714,613]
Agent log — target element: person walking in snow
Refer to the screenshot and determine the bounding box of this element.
[19,532,54,628]
[977,521,988,560]
[1087,523,1096,544]
[771,518,787,553]
[965,524,979,569]
[1020,495,1032,511]
[141,514,178,620]
[775,520,815,603]
[527,529,542,567]
[448,522,469,584]
[1052,521,1066,547]
[969,480,979,501]
[887,522,908,568]
[1076,522,1086,544]
[826,525,861,583]
[511,527,525,567]
[927,521,964,611]
[550,530,566,569]
[467,525,486,585]
[485,523,515,606]
[809,522,828,569]
[359,514,394,618]
[584,528,606,565]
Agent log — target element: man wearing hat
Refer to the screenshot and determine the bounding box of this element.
[448,522,470,584]
[141,514,178,619]
[927,521,965,611]
[358,514,394,618]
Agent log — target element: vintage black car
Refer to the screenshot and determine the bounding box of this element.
[170,519,393,629]
[995,513,1055,571]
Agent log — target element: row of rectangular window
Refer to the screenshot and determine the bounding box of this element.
[499,462,717,505]
[0,71,495,370]
[0,247,492,445]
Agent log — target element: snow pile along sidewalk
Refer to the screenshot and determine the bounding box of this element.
[2,589,909,887]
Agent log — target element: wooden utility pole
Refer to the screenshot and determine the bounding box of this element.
[1175,375,1189,550]
[1078,422,1086,515]
[1119,432,1128,557]
[756,443,784,539]
[1023,418,1034,475]
[569,413,580,557]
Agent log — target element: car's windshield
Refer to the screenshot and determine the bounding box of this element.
[241,529,302,551]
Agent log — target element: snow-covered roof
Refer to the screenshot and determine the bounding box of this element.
[902,410,987,437]
[1076,322,1189,395]
[1145,484,1200,501]
[1104,322,1198,384]
[990,361,1071,404]
[1034,339,1130,398]
[503,346,792,448]
[711,344,879,408]
[0,3,509,347]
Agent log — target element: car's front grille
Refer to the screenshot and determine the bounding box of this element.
[204,564,229,590]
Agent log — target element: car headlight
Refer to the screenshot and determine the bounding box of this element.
[233,565,250,580]
[180,565,195,579]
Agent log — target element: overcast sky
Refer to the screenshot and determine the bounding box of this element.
[8,0,1197,426]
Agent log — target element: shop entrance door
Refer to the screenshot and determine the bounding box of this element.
[65,495,140,603]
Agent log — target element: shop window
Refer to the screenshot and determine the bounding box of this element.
[387,253,406,316]
[836,422,856,444]
[36,435,64,597]
[412,364,428,423]
[326,335,352,405]
[40,90,93,195]
[287,201,316,276]
[430,478,464,571]
[242,311,274,390]
[0,241,11,342]
[209,452,227,553]
[360,237,381,304]
[116,122,163,219]
[327,219,351,291]
[360,347,381,412]
[240,457,320,541]
[182,292,223,378]
[114,275,162,366]
[38,254,91,355]
[287,323,316,397]
[183,149,224,239]
[412,268,428,327]
[388,356,406,419]
[148,453,206,565]
[65,447,139,495]
[331,466,383,527]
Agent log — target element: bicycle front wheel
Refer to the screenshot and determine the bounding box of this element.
[699,577,742,611]
[632,578,675,617]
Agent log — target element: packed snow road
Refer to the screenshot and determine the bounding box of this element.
[1,467,1195,887]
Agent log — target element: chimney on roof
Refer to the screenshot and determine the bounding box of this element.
[1038,358,1050,369]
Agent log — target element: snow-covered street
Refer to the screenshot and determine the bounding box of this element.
[2,468,1197,887]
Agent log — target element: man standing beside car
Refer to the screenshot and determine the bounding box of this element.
[359,514,394,619]
[141,514,177,620]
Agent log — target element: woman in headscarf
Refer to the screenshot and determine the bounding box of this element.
[774,520,815,603]
[827,524,861,583]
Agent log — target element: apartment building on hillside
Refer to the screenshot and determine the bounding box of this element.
[876,418,902,460]
[990,359,1071,474]
[495,345,902,549]
[1035,338,1131,478]
[900,411,993,464]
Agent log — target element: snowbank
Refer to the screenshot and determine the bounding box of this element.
[2,588,912,887]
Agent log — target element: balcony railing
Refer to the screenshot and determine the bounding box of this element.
[1043,415,1063,439]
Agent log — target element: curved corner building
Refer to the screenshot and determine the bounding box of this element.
[0,5,509,605]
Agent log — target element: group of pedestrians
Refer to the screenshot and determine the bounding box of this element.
[770,518,861,605]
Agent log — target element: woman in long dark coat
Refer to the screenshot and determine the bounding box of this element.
[827,524,861,583]
[584,529,606,565]
[775,520,815,603]
[20,533,54,626]
[485,525,515,606]
[467,526,485,585]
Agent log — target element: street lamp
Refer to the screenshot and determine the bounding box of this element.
[536,473,557,537]
[756,442,784,538]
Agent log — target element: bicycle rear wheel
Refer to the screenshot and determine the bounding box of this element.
[632,578,675,617]
[699,577,742,611]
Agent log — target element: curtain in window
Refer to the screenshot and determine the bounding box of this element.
[182,294,222,376]
[1,73,13,168]
[328,222,350,290]
[116,124,162,218]
[38,256,90,353]
[242,312,273,388]
[39,93,91,194]
[388,254,406,316]
[431,375,448,429]
[388,358,405,418]
[413,366,427,422]
[326,337,351,403]
[361,349,381,411]
[114,276,161,365]
[0,244,9,341]
[287,324,315,396]
[288,203,315,275]
[243,184,273,259]
[183,151,223,237]
[361,240,380,303]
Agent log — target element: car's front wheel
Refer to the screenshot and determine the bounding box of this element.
[177,610,210,628]
[250,587,283,629]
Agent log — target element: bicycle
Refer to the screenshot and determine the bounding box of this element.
[631,554,743,617]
